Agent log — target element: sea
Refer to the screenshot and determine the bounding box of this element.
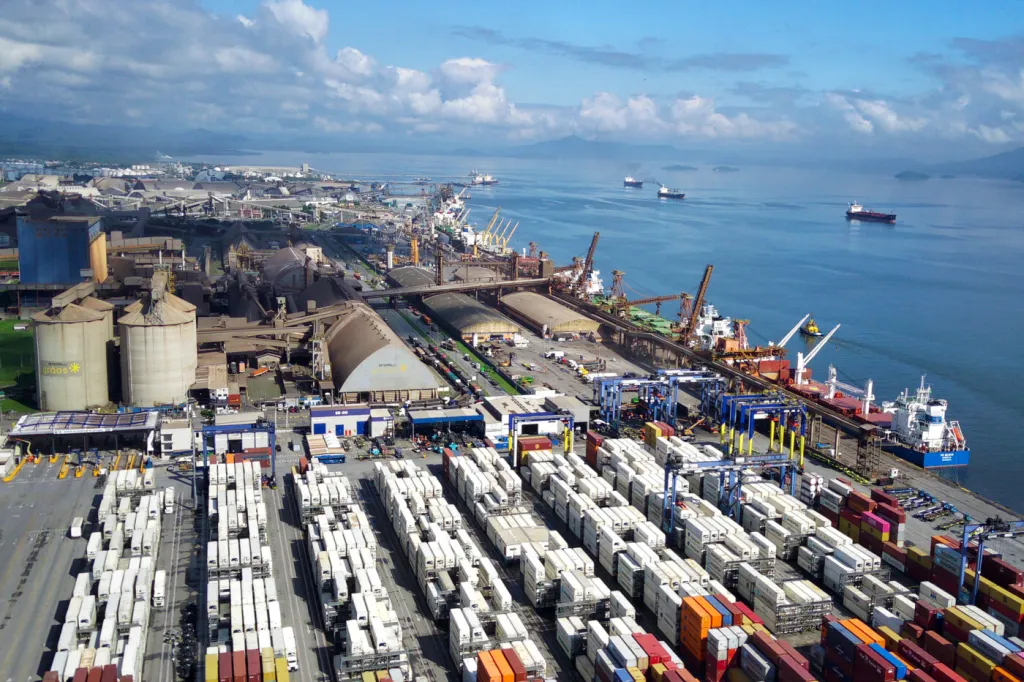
[200,150,1024,510]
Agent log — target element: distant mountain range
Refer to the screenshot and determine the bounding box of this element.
[510,135,693,161]
[928,145,1024,181]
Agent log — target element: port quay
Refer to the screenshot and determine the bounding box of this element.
[0,164,1022,682]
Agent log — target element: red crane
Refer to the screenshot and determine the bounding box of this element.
[680,264,714,343]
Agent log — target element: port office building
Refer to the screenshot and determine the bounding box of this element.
[309,405,393,437]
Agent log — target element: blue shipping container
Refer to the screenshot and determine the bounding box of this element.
[614,669,633,682]
[868,643,908,679]
[704,595,733,627]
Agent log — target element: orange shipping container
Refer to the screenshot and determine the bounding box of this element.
[490,649,514,682]
[477,651,499,682]
[993,667,1024,682]
[841,618,885,647]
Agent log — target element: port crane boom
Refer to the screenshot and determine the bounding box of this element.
[775,314,810,348]
[572,231,600,298]
[793,323,840,385]
[616,294,680,317]
[681,265,714,343]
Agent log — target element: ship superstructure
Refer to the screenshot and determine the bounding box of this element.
[880,377,969,467]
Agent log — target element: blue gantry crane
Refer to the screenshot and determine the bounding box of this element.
[596,370,723,430]
[957,518,1024,605]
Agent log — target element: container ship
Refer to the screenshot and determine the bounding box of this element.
[658,186,686,200]
[846,201,896,223]
[753,357,969,468]
[623,176,643,188]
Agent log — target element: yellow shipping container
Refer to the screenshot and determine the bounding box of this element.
[990,584,1024,617]
[650,663,668,682]
[740,624,757,636]
[276,658,291,682]
[727,667,754,682]
[877,625,902,651]
[946,607,985,633]
[908,546,930,565]
[628,666,645,681]
[362,673,376,682]
[205,653,218,682]
[958,642,997,674]
[262,647,277,682]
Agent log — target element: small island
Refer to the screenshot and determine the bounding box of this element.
[713,166,739,173]
[662,164,698,171]
[895,170,930,181]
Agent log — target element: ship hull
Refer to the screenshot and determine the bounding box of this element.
[846,211,896,223]
[884,444,970,468]
[800,329,823,337]
[624,181,643,188]
[659,193,686,200]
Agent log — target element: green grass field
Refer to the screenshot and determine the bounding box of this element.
[0,319,37,412]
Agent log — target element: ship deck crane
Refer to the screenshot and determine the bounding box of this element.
[572,231,600,299]
[500,222,519,251]
[793,324,841,385]
[774,314,810,349]
[825,365,874,413]
[680,265,714,343]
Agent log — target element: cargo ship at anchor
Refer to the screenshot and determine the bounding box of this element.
[623,176,643,188]
[658,186,685,200]
[846,202,896,223]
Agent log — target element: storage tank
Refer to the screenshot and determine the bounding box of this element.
[119,274,197,407]
[78,296,115,340]
[33,303,110,410]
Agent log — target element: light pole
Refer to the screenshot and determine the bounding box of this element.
[187,399,198,504]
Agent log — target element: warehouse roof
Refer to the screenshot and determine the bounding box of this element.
[408,407,483,425]
[324,301,436,393]
[387,266,435,289]
[501,291,599,334]
[423,292,520,335]
[31,303,104,324]
[452,265,500,282]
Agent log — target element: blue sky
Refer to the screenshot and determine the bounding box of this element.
[2,0,1023,158]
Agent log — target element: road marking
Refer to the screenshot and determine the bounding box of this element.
[157,493,186,682]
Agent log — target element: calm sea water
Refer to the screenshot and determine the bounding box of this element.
[205,151,1024,509]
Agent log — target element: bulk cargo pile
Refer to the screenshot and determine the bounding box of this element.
[44,469,169,682]
[290,460,410,682]
[204,461,296,682]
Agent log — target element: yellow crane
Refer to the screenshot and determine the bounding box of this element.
[410,236,419,266]
[474,208,502,257]
[499,221,519,251]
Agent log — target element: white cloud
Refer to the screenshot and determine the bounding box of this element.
[335,47,374,77]
[973,124,1012,143]
[854,99,927,133]
[237,15,254,28]
[214,47,277,73]
[439,57,503,85]
[980,68,1024,105]
[578,93,664,133]
[264,0,328,43]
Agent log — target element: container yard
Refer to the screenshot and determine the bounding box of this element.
[202,461,296,682]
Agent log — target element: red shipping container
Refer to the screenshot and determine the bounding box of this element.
[841,507,863,527]
[826,646,854,679]
[903,622,925,642]
[916,602,943,630]
[982,557,1024,589]
[633,633,665,665]
[884,542,908,562]
[1002,653,1024,679]
[218,653,232,682]
[847,491,877,514]
[88,669,103,682]
[517,436,552,452]
[246,650,260,682]
[778,640,810,670]
[73,670,88,682]
[909,560,933,582]
[705,656,729,682]
[102,666,118,682]
[856,643,898,682]
[119,677,134,682]
[910,671,940,682]
[823,661,848,682]
[898,639,940,671]
[875,503,908,524]
[752,631,788,665]
[818,506,840,525]
[871,489,900,507]
[862,533,884,556]
[942,622,969,644]
[232,651,245,682]
[734,600,763,625]
[922,632,958,668]
[42,675,60,682]
[502,648,528,682]
[778,655,817,682]
[930,566,959,597]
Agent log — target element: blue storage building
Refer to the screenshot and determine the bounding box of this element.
[310,405,372,436]
[17,215,103,284]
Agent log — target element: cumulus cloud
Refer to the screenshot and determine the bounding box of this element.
[263,0,328,43]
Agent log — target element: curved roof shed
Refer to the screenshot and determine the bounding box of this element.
[423,292,520,337]
[501,292,600,335]
[324,301,437,400]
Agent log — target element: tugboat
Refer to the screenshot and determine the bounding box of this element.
[800,316,823,337]
[623,176,643,188]
[846,201,896,223]
[658,185,686,200]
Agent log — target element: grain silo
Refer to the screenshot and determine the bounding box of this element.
[33,303,110,410]
[119,272,198,407]
[78,296,115,340]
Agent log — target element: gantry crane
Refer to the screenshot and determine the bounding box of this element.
[615,294,680,318]
[680,265,714,343]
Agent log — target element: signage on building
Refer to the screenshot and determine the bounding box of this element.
[311,406,370,418]
[43,361,82,376]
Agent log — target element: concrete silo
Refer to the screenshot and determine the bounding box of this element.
[119,274,198,407]
[33,303,110,410]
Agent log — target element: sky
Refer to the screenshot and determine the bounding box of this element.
[1,0,1023,160]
